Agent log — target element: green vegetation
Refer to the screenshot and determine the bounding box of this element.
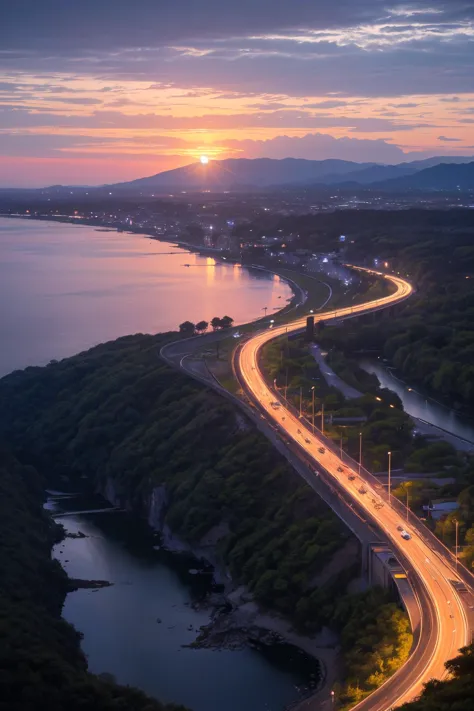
[334,589,412,707]
[179,315,234,334]
[262,335,415,473]
[0,332,411,703]
[398,642,474,711]
[0,333,349,621]
[0,448,187,711]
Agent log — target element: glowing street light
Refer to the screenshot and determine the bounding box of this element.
[200,155,209,164]
[388,451,392,502]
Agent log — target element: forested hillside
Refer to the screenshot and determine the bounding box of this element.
[268,209,474,408]
[0,448,187,711]
[0,332,411,706]
[399,643,474,711]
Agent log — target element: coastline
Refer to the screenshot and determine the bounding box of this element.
[4,213,335,702]
[0,213,304,325]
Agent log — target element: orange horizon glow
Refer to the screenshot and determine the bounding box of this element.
[1,72,474,186]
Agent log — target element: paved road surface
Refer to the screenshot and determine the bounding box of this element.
[236,267,471,711]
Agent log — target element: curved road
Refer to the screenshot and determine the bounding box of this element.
[236,267,470,710]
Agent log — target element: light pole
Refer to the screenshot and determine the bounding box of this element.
[388,451,392,503]
[321,402,325,436]
[406,485,409,522]
[454,518,459,571]
[330,690,335,709]
[311,386,315,435]
[284,367,288,401]
[262,306,268,317]
[359,431,362,475]
[299,386,303,418]
[340,437,343,458]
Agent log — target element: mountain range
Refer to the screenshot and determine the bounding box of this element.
[110,156,474,193]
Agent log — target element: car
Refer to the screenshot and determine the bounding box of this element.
[270,402,281,409]
[337,466,344,473]
[401,531,411,540]
[297,429,301,434]
[318,447,325,454]
[348,474,356,481]
[305,438,311,444]
[359,487,367,495]
[397,525,403,531]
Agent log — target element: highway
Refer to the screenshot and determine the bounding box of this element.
[235,268,471,710]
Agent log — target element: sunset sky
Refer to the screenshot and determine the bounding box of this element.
[2,1,474,186]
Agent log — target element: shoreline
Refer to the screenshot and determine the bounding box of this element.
[54,501,335,708]
[0,213,303,322]
[155,514,340,703]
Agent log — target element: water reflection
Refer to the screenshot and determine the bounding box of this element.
[359,358,474,444]
[0,218,292,376]
[50,495,318,711]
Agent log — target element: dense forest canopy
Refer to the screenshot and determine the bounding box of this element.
[0,448,188,711]
[0,332,411,706]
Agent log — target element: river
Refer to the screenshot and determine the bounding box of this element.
[359,358,474,445]
[49,496,318,711]
[0,217,291,377]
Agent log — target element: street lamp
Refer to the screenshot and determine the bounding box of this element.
[321,401,325,436]
[454,518,459,571]
[388,451,392,503]
[359,431,362,475]
[311,386,315,434]
[299,386,303,418]
[262,306,268,317]
[330,690,335,708]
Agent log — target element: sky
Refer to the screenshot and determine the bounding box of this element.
[1,0,474,186]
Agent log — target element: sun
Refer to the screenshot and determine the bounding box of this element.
[200,155,209,165]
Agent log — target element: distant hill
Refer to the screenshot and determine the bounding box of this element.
[375,161,474,191]
[109,155,474,192]
[111,158,377,191]
[319,163,420,185]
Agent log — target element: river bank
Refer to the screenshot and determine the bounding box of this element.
[311,344,474,453]
[102,478,338,702]
[50,494,325,711]
[358,357,474,450]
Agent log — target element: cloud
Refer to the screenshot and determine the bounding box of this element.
[438,135,462,141]
[1,0,474,185]
[304,100,349,108]
[0,106,431,132]
[0,2,473,98]
[224,132,407,162]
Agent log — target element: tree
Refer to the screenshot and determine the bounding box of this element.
[220,315,234,329]
[211,317,221,331]
[195,320,209,334]
[178,321,195,334]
